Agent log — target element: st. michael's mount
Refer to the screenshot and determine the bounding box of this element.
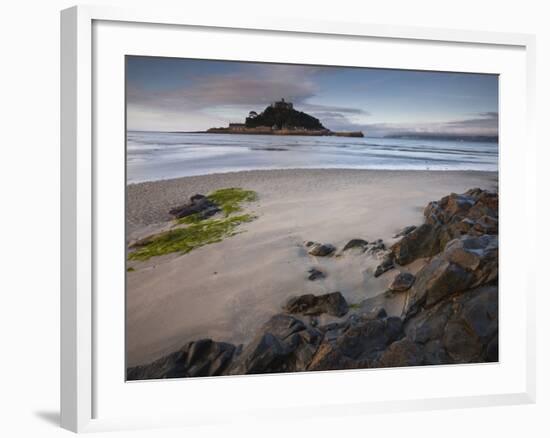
[205,99,364,137]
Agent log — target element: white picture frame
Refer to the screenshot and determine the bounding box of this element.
[60,4,537,433]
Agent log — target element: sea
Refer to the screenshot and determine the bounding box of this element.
[126,131,498,183]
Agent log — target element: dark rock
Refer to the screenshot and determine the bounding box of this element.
[443,320,483,363]
[391,189,498,266]
[405,258,473,315]
[284,292,349,317]
[422,340,450,365]
[306,242,336,257]
[366,239,386,253]
[404,233,498,316]
[394,225,417,238]
[308,316,404,371]
[404,285,498,364]
[375,338,424,368]
[424,193,475,225]
[443,234,498,288]
[374,255,394,277]
[389,272,416,292]
[228,314,322,375]
[391,223,441,266]
[307,268,326,281]
[361,306,387,320]
[343,239,369,251]
[169,194,221,220]
[126,339,236,380]
[458,286,498,343]
[404,300,454,344]
[485,335,499,362]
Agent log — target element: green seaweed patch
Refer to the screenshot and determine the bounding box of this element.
[129,214,256,261]
[178,213,205,225]
[348,303,362,310]
[126,267,135,272]
[206,188,257,216]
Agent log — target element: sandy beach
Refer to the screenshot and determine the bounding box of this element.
[126,169,498,367]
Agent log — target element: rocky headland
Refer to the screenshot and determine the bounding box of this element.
[127,186,498,380]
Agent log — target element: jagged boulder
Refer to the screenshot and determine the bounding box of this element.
[305,241,336,257]
[403,233,498,315]
[365,239,386,254]
[391,189,498,266]
[389,272,416,292]
[307,314,403,371]
[391,223,442,266]
[126,339,236,380]
[343,239,369,251]
[228,314,322,375]
[374,254,395,277]
[375,338,424,368]
[284,292,349,317]
[394,225,417,238]
[307,268,326,281]
[404,285,498,364]
[443,234,498,288]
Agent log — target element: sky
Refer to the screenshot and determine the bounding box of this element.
[126,56,499,137]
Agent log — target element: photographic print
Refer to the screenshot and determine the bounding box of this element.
[125,57,498,380]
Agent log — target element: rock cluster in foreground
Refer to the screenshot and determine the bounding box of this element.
[127,188,498,380]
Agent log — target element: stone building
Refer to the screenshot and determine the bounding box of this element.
[270,98,293,110]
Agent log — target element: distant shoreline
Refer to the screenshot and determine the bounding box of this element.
[204,128,363,137]
[130,130,497,143]
[127,167,500,186]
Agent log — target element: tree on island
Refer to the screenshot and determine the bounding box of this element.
[245,99,326,130]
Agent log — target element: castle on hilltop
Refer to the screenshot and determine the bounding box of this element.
[206,98,363,137]
[270,98,293,110]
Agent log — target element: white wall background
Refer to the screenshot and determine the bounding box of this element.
[0,1,547,436]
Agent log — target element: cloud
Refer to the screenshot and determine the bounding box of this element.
[127,64,334,130]
[127,64,320,112]
[300,103,370,116]
[328,112,499,137]
[126,63,375,131]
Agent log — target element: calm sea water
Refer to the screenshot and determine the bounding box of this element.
[126,131,498,183]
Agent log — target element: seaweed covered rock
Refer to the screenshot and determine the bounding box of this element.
[169,194,220,220]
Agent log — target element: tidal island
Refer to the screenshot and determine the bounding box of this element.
[204,99,364,137]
